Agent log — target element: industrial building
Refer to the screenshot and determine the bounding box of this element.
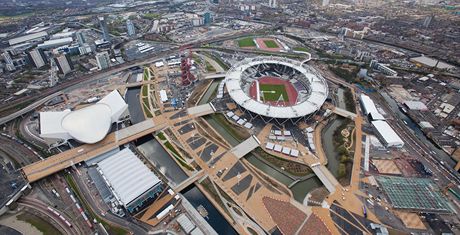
[8,31,48,46]
[39,90,128,144]
[371,120,404,148]
[359,94,385,121]
[225,56,328,124]
[97,148,163,214]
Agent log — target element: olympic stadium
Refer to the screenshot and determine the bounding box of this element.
[224,56,328,124]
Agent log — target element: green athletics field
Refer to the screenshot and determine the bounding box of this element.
[237,38,256,47]
[263,40,279,48]
[260,84,289,102]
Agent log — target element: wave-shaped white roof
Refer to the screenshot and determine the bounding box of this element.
[40,90,128,144]
[61,103,112,144]
[225,56,328,119]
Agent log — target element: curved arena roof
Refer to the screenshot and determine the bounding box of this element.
[61,103,113,144]
[225,56,328,119]
[40,90,128,144]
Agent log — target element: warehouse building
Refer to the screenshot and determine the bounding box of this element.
[97,148,163,214]
[371,120,404,148]
[359,94,385,121]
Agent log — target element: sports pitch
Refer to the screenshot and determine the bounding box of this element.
[238,38,256,47]
[263,40,279,48]
[260,84,289,102]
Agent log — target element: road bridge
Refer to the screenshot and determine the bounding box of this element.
[231,135,261,159]
[172,170,206,192]
[22,117,166,183]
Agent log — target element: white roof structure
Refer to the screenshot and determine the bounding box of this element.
[274,144,282,152]
[225,57,328,119]
[410,56,455,70]
[40,90,128,144]
[97,148,161,207]
[360,94,379,115]
[265,142,275,150]
[159,90,168,103]
[9,31,47,45]
[404,101,428,111]
[282,147,291,155]
[39,110,72,140]
[290,149,299,157]
[371,121,404,148]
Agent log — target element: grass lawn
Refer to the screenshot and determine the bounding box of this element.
[293,47,310,52]
[237,38,256,47]
[260,84,289,102]
[263,40,279,48]
[17,213,62,235]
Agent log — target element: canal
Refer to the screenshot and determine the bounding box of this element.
[126,83,235,232]
[125,87,145,124]
[182,186,238,235]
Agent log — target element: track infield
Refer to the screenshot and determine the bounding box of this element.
[237,38,256,47]
[249,76,298,106]
[263,40,279,48]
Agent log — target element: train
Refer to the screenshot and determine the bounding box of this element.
[47,206,73,228]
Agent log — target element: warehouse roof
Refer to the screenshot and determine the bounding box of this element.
[372,121,404,147]
[404,101,428,111]
[97,148,161,206]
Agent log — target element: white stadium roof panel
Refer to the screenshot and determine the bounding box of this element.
[98,148,161,206]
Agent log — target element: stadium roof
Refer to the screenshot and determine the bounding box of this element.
[40,90,128,144]
[371,120,404,148]
[225,57,328,119]
[97,148,161,206]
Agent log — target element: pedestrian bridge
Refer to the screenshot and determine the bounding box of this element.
[173,170,206,192]
[187,103,216,118]
[310,163,339,193]
[231,135,261,159]
[333,107,357,120]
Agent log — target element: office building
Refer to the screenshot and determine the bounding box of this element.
[76,32,86,45]
[28,49,47,68]
[99,16,111,42]
[203,12,212,25]
[126,19,136,37]
[2,52,15,71]
[96,51,110,70]
[79,44,93,55]
[54,54,73,75]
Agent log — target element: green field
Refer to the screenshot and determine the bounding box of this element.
[260,84,288,102]
[237,38,256,47]
[263,40,279,48]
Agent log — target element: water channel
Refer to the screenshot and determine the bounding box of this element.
[125,87,234,231]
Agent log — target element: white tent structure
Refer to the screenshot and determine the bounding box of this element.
[97,148,162,213]
[40,90,129,144]
[371,120,404,148]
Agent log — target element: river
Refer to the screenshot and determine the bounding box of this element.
[125,87,145,124]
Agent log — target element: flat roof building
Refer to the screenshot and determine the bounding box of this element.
[97,148,163,213]
[371,120,404,148]
[9,31,48,46]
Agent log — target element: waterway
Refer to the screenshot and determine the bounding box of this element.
[321,117,345,178]
[125,87,145,124]
[136,136,188,185]
[182,186,238,235]
[198,79,221,105]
